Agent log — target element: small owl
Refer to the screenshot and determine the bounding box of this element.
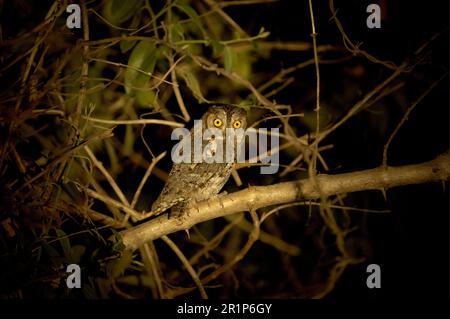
[151,105,248,217]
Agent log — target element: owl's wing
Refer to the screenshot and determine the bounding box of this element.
[150,163,201,214]
[151,162,232,215]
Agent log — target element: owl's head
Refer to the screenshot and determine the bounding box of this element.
[202,105,248,133]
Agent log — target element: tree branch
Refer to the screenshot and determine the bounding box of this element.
[119,151,449,250]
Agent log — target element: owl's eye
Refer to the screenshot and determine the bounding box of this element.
[213,119,223,127]
[233,120,242,129]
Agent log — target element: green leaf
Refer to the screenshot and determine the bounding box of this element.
[135,89,156,107]
[103,0,144,25]
[55,229,72,262]
[174,4,206,37]
[224,46,237,72]
[42,241,59,258]
[210,39,225,58]
[111,232,126,253]
[123,124,134,156]
[107,250,134,279]
[178,68,209,103]
[170,22,185,42]
[237,102,252,114]
[70,245,86,264]
[120,39,137,53]
[124,40,158,96]
[117,275,153,287]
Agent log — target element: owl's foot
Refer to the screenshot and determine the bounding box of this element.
[168,201,191,222]
[168,209,185,219]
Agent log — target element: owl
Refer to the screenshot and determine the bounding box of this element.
[151,105,248,217]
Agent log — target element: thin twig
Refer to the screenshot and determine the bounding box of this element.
[189,215,244,265]
[161,235,208,299]
[329,0,397,70]
[84,146,130,206]
[204,0,248,37]
[74,1,90,128]
[382,72,448,166]
[166,4,190,122]
[131,152,167,209]
[139,242,165,298]
[85,188,143,221]
[167,210,260,298]
[82,116,184,127]
[308,0,322,174]
[224,214,301,256]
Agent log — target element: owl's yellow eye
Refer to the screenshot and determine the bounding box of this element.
[213,119,223,127]
[233,120,242,129]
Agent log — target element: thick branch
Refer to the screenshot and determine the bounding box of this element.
[119,151,449,250]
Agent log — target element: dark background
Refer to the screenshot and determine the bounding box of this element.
[232,0,450,299]
[0,0,448,299]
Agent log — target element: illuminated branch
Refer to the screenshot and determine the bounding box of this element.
[119,152,449,250]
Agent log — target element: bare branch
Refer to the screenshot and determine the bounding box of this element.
[119,151,449,250]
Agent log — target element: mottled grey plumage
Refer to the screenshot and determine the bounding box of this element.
[151,105,247,216]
